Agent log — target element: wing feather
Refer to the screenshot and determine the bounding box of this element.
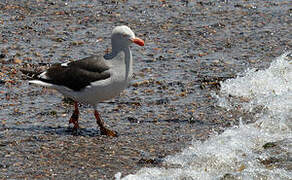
[39,55,111,91]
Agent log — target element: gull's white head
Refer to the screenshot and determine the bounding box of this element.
[111,25,144,49]
[112,25,135,39]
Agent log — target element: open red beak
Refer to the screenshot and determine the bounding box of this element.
[131,37,144,46]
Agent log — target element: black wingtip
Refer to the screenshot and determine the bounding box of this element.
[20,68,42,80]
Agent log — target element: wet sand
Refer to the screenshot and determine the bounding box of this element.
[0,0,291,179]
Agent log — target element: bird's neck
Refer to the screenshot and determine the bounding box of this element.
[123,47,133,80]
[105,47,133,80]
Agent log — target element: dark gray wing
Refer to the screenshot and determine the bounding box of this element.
[40,55,111,91]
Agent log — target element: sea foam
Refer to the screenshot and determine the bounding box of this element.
[118,52,292,180]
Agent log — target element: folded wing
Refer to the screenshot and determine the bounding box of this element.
[39,55,111,91]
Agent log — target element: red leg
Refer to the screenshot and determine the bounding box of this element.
[94,110,118,137]
[69,101,79,130]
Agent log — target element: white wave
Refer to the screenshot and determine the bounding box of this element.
[117,52,292,180]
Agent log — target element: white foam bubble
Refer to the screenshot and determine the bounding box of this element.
[118,52,292,180]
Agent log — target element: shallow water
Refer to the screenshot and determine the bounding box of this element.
[120,53,292,180]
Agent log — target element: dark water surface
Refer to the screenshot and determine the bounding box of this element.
[0,0,291,179]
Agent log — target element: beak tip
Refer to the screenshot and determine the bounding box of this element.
[132,38,145,46]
